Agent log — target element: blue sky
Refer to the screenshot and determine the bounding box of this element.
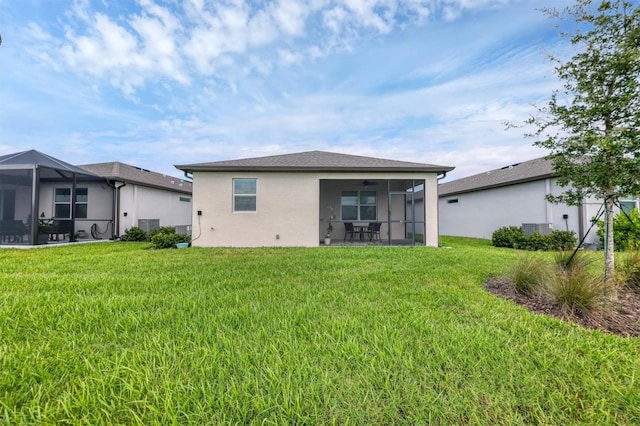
[0,0,576,180]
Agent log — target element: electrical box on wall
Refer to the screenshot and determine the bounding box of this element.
[197,210,202,216]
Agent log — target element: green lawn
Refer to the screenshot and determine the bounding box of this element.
[0,238,638,424]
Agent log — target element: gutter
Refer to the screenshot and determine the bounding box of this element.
[106,181,127,238]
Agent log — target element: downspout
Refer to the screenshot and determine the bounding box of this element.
[105,180,126,238]
[115,181,126,238]
[436,172,448,247]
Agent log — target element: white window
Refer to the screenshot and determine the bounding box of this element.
[233,179,257,212]
[54,188,88,219]
[341,190,377,221]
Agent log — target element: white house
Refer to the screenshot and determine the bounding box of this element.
[176,151,454,247]
[0,150,193,246]
[79,162,193,237]
[437,157,637,247]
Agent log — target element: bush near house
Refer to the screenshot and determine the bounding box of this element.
[491,226,525,248]
[597,208,640,251]
[121,226,148,242]
[492,226,576,251]
[150,226,190,249]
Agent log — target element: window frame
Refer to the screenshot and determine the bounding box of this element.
[54,187,88,219]
[341,190,377,221]
[233,178,257,212]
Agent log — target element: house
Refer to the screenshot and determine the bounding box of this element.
[78,162,193,237]
[175,150,454,247]
[0,149,193,246]
[437,157,638,246]
[0,149,111,245]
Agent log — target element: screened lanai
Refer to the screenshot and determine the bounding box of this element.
[0,150,108,245]
[320,178,428,245]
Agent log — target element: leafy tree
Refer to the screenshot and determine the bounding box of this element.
[597,207,640,251]
[527,0,640,284]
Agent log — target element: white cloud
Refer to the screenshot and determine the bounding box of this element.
[271,0,310,36]
[1,0,578,180]
[278,49,301,65]
[340,0,394,33]
[38,0,532,95]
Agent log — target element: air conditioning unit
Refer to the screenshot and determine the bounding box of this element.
[138,219,160,233]
[175,225,191,235]
[521,223,552,236]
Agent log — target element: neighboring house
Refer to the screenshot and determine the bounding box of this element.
[175,150,454,247]
[0,149,110,245]
[438,157,638,246]
[0,149,193,246]
[79,162,193,237]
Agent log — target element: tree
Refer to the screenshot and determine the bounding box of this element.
[527,0,640,285]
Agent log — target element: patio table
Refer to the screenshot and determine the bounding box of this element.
[353,224,368,241]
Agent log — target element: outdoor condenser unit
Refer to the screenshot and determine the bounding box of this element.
[138,219,160,233]
[521,223,552,236]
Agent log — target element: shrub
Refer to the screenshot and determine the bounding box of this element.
[545,259,606,316]
[150,228,190,249]
[492,226,526,248]
[510,254,548,295]
[149,226,177,239]
[518,232,552,251]
[597,207,640,251]
[552,250,591,270]
[122,226,148,242]
[492,227,576,251]
[615,251,640,292]
[549,230,577,251]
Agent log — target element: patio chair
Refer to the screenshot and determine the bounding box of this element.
[367,222,382,242]
[0,220,26,243]
[344,222,356,241]
[49,220,72,241]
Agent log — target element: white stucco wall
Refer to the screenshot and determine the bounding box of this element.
[118,184,192,232]
[39,181,113,235]
[438,177,601,245]
[191,171,441,247]
[191,171,319,247]
[424,177,439,247]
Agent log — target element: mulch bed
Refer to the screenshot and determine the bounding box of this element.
[485,277,640,337]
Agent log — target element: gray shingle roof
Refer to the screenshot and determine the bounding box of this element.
[79,162,192,194]
[176,150,454,173]
[439,157,554,196]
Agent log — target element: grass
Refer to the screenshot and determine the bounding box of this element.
[0,239,639,424]
[547,257,607,316]
[509,253,548,295]
[616,251,640,292]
